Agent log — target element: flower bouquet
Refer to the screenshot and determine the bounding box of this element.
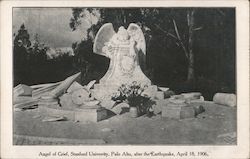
[111,81,151,117]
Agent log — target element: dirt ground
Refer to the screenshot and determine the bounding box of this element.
[13,101,236,145]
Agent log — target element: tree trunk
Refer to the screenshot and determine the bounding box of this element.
[187,9,195,82]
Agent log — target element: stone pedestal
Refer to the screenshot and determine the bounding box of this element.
[92,23,152,100]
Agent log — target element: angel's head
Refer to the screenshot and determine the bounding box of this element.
[117,26,129,42]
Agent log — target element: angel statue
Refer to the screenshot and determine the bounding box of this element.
[92,23,151,98]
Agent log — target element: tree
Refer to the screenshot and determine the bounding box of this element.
[171,9,197,82]
[13,24,31,85]
[29,33,48,61]
[14,24,31,48]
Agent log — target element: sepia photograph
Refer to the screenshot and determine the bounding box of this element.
[13,7,237,145]
[1,1,249,159]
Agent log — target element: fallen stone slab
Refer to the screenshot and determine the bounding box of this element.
[30,81,61,89]
[49,72,81,98]
[213,93,236,107]
[14,96,36,105]
[14,98,38,109]
[14,84,33,97]
[32,84,59,99]
[67,81,84,93]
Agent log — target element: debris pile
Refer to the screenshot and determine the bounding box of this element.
[14,70,237,122]
[152,92,205,119]
[13,72,107,123]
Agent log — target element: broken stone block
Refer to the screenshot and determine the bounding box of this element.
[75,107,107,123]
[170,94,184,100]
[152,104,161,114]
[100,100,116,110]
[213,93,236,107]
[181,92,202,100]
[164,90,175,98]
[155,91,164,100]
[67,81,84,93]
[14,84,33,97]
[161,102,187,119]
[188,96,205,103]
[162,104,180,119]
[141,85,158,98]
[38,95,60,109]
[83,100,100,107]
[59,93,78,110]
[194,105,205,116]
[169,98,186,104]
[86,80,96,90]
[180,106,195,119]
[152,99,169,114]
[111,102,129,115]
[71,88,91,105]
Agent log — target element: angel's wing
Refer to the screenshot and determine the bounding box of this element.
[127,23,146,70]
[127,23,146,56]
[93,23,116,56]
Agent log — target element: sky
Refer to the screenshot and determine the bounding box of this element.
[13,8,95,48]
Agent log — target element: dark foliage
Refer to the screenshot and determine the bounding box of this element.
[13,25,77,86]
[13,8,236,101]
[69,8,235,100]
